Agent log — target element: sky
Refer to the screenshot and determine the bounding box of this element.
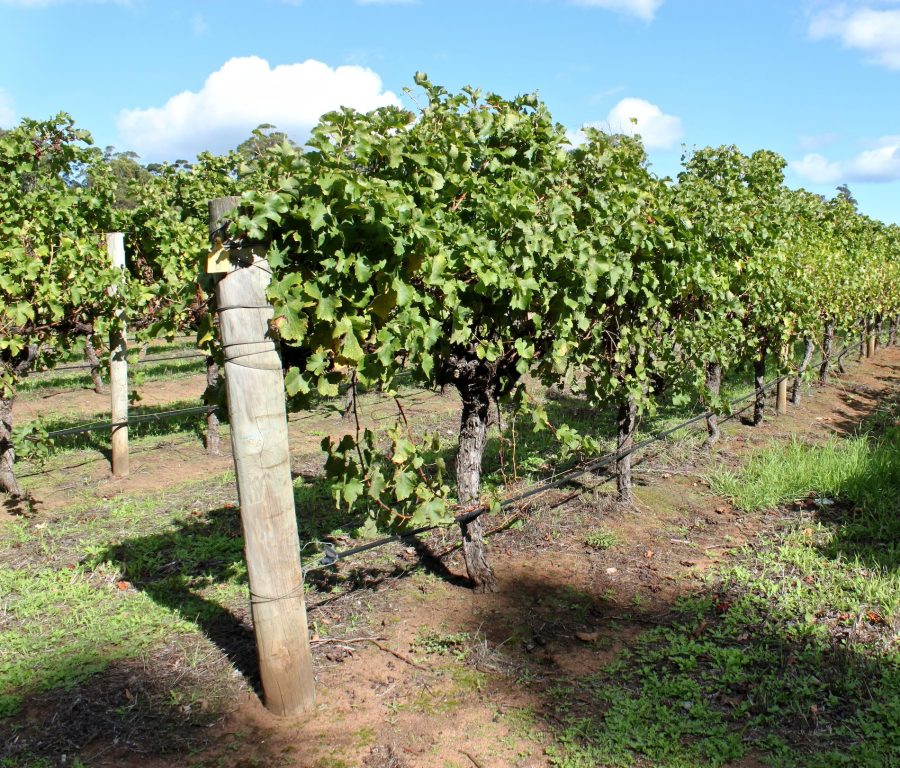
[1,0,898,224]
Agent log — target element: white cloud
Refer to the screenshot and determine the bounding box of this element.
[117,56,401,161]
[570,0,663,21]
[0,89,16,127]
[847,135,900,180]
[810,5,900,69]
[569,97,683,150]
[790,153,843,184]
[791,136,900,184]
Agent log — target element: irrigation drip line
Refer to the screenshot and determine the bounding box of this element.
[30,405,217,440]
[35,351,207,373]
[304,372,796,573]
[25,333,861,447]
[305,334,871,573]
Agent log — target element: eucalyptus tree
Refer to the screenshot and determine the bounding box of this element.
[238,75,593,591]
[0,114,125,496]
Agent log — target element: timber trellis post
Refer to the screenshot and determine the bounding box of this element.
[107,233,129,477]
[776,376,788,416]
[207,196,316,716]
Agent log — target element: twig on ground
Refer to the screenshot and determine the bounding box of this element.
[311,636,429,671]
[460,750,486,768]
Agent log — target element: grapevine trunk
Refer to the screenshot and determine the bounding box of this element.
[752,343,767,426]
[84,334,105,394]
[0,397,21,497]
[616,395,637,503]
[792,337,814,404]
[820,321,834,384]
[456,387,497,593]
[704,361,722,446]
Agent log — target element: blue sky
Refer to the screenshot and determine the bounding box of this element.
[2,0,898,224]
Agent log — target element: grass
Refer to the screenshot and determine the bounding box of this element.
[710,433,896,515]
[711,426,900,573]
[0,475,242,713]
[0,565,196,717]
[1,337,890,765]
[544,424,900,768]
[21,339,204,394]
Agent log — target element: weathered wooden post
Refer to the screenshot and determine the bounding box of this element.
[107,233,129,477]
[866,321,877,358]
[207,197,316,716]
[776,377,788,415]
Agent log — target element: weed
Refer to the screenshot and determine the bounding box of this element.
[583,528,621,550]
[413,629,472,660]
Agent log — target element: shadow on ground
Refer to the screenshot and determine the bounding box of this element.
[0,645,244,767]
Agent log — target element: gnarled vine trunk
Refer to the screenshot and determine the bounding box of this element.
[704,361,722,447]
[791,337,814,404]
[342,379,357,421]
[890,317,898,347]
[0,345,38,497]
[858,318,866,359]
[751,342,767,426]
[837,343,850,374]
[819,321,834,384]
[456,385,497,593]
[0,396,21,497]
[616,394,637,503]
[205,356,221,455]
[84,334,105,394]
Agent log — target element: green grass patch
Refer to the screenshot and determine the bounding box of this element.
[710,432,898,516]
[545,426,900,767]
[0,565,195,717]
[711,427,899,573]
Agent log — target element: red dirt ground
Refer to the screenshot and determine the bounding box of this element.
[6,347,900,768]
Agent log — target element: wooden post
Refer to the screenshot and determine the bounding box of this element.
[866,328,877,358]
[107,233,129,477]
[776,377,788,415]
[207,197,316,716]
